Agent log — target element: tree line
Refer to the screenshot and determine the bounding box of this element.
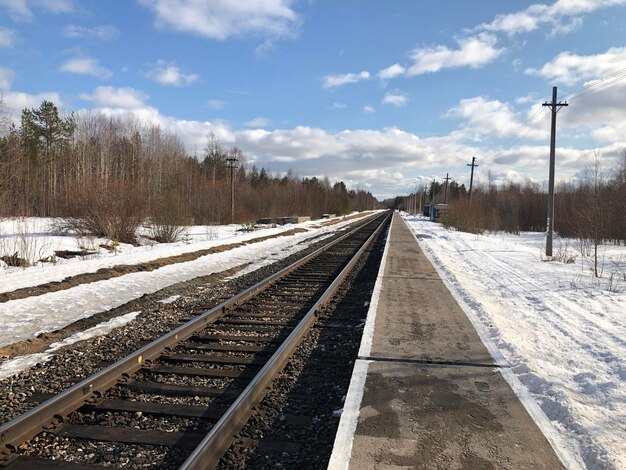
[397,154,626,247]
[0,100,379,243]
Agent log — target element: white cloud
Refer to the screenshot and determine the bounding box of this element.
[0,27,17,47]
[525,45,626,85]
[0,69,62,120]
[322,71,370,89]
[547,16,583,37]
[146,60,199,87]
[80,86,148,108]
[485,143,621,177]
[515,93,537,105]
[255,38,276,58]
[71,91,626,197]
[61,57,113,80]
[407,33,504,75]
[478,4,547,35]
[477,0,626,36]
[561,80,626,129]
[591,121,626,143]
[0,0,73,21]
[140,0,300,41]
[363,105,375,113]
[233,126,483,197]
[244,117,271,128]
[382,92,407,107]
[329,102,347,109]
[447,96,548,140]
[207,99,226,109]
[64,24,120,40]
[1,90,62,113]
[0,67,15,90]
[377,63,406,81]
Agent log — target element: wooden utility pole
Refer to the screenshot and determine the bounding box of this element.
[226,156,237,224]
[467,157,478,204]
[419,189,423,214]
[443,173,451,203]
[542,86,568,257]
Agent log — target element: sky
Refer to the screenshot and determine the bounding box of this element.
[1,0,626,198]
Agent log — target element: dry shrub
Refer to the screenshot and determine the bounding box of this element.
[441,199,486,234]
[60,181,147,245]
[150,189,192,243]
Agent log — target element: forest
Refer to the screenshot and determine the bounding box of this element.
[399,153,626,246]
[0,100,379,243]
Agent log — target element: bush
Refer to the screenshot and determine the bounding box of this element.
[60,181,147,245]
[441,199,486,234]
[150,189,192,243]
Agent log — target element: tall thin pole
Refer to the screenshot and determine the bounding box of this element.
[467,157,478,204]
[542,86,568,257]
[443,173,451,204]
[226,156,237,224]
[419,190,422,214]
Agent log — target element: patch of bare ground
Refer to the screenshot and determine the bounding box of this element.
[0,228,307,304]
[0,264,248,361]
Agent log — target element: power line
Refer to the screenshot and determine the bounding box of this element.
[565,66,626,101]
[482,67,626,164]
[486,108,551,162]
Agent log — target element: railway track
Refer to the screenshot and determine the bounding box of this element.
[0,211,390,469]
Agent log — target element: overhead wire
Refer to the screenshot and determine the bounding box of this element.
[480,66,626,163]
[565,66,626,101]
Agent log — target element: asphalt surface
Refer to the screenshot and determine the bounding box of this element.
[343,212,564,469]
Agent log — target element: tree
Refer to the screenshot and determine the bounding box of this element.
[19,101,75,214]
[575,151,610,276]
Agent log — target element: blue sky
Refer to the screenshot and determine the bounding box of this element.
[1,0,626,198]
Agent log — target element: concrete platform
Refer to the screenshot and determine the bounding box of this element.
[329,212,565,469]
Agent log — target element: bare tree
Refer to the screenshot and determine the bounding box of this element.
[570,151,608,277]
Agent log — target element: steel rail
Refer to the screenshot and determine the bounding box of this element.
[180,211,390,469]
[0,211,385,462]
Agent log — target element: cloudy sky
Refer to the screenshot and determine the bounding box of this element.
[1,0,626,198]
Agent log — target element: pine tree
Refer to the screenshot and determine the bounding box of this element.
[19,101,74,214]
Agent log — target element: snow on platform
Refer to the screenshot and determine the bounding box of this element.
[403,213,625,469]
[331,212,570,470]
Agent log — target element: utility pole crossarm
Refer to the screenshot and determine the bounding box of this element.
[542,86,568,258]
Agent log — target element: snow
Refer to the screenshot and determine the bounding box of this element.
[0,311,141,381]
[157,295,181,304]
[1,210,622,468]
[403,213,626,470]
[0,213,375,351]
[0,216,361,294]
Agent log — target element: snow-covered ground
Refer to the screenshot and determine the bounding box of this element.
[403,214,625,470]
[0,216,352,293]
[4,210,621,467]
[0,213,376,377]
[0,311,140,381]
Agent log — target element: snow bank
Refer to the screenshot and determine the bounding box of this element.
[0,215,369,350]
[0,214,371,294]
[0,311,141,380]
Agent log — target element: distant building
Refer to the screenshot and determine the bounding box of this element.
[425,203,448,221]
